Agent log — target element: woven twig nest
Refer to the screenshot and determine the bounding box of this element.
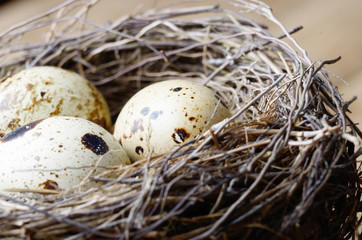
[0,0,361,239]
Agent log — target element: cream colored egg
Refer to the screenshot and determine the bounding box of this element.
[0,116,130,197]
[113,80,231,161]
[0,66,111,137]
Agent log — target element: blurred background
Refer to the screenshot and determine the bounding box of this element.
[0,0,361,127]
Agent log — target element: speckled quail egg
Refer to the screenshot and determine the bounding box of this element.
[0,116,130,197]
[0,66,111,137]
[113,79,231,161]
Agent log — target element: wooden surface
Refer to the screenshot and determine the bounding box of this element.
[0,0,361,126]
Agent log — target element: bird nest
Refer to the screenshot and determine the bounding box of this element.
[0,0,361,239]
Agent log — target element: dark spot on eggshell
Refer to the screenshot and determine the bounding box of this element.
[172,128,190,144]
[44,81,53,85]
[81,133,109,155]
[26,83,34,90]
[0,119,44,143]
[140,107,150,116]
[131,119,144,133]
[171,87,182,92]
[39,179,58,190]
[50,172,59,178]
[189,117,196,121]
[7,118,21,131]
[135,146,144,155]
[50,99,63,116]
[40,91,46,97]
[150,111,163,120]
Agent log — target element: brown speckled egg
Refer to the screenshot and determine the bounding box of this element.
[0,66,111,137]
[0,116,130,198]
[113,80,231,161]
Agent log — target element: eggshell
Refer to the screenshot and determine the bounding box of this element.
[0,66,111,137]
[0,116,130,197]
[113,80,231,161]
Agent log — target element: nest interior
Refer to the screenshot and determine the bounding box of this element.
[0,0,361,239]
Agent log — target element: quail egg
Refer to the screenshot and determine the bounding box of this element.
[113,80,231,161]
[0,66,111,137]
[0,116,130,197]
